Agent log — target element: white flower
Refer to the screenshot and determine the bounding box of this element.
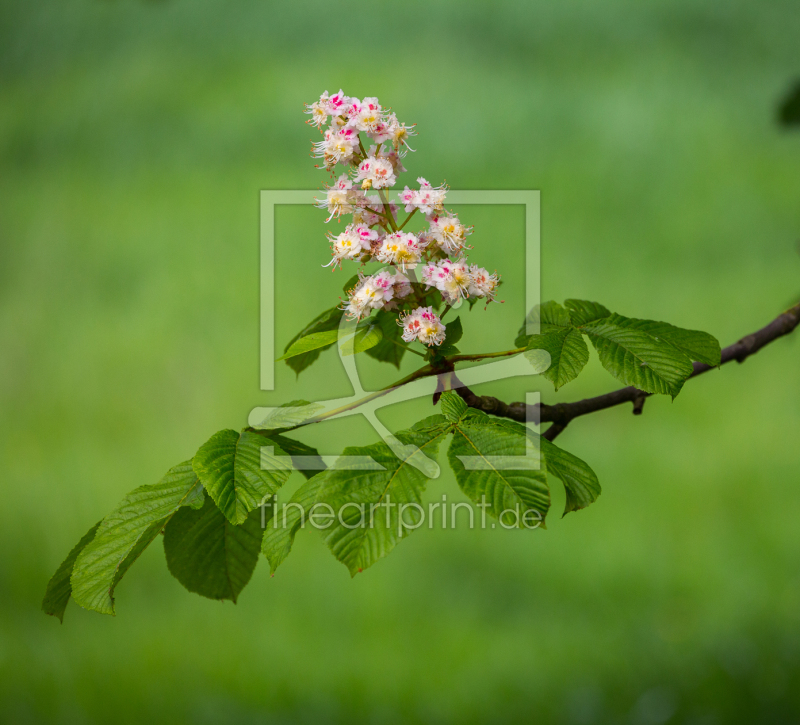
[390,116,416,151]
[323,89,351,117]
[315,174,356,222]
[420,258,472,302]
[351,97,383,133]
[354,153,397,190]
[412,178,448,216]
[324,223,379,269]
[305,99,329,130]
[467,265,501,302]
[343,270,398,320]
[400,307,446,346]
[425,214,471,254]
[375,232,426,271]
[312,127,358,170]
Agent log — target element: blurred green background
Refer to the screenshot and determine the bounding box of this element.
[2,0,800,722]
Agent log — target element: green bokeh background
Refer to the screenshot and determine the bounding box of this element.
[2,1,799,722]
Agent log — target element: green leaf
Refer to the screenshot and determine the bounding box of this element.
[42,522,101,622]
[282,306,344,375]
[268,434,325,480]
[340,322,383,356]
[261,471,327,574]
[278,329,341,361]
[617,318,721,367]
[445,316,463,345]
[779,80,800,127]
[71,461,204,615]
[564,299,612,327]
[525,327,590,390]
[192,429,293,525]
[540,437,601,515]
[448,412,550,527]
[318,415,451,575]
[581,314,695,397]
[440,390,468,423]
[364,309,406,368]
[515,301,572,347]
[163,493,264,603]
[250,399,324,433]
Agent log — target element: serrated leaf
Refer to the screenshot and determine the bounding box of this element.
[193,429,292,525]
[445,316,463,345]
[515,301,573,347]
[163,494,264,602]
[448,415,550,527]
[340,322,382,356]
[364,309,406,368]
[525,327,590,390]
[565,299,612,327]
[283,306,344,375]
[268,434,325,480]
[70,461,204,615]
[261,471,327,574]
[618,318,721,367]
[440,390,468,423]
[581,314,695,397]
[540,437,601,515]
[42,522,101,622]
[318,415,451,575]
[278,329,341,361]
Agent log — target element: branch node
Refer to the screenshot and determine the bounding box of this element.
[632,395,646,416]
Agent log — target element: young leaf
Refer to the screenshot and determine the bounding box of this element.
[564,299,612,327]
[445,316,463,345]
[268,434,326,480]
[515,301,573,347]
[318,415,451,576]
[440,390,468,423]
[42,522,101,622]
[617,318,721,367]
[581,314,695,397]
[525,327,590,390]
[282,306,344,375]
[365,308,407,368]
[163,494,264,603]
[192,429,293,525]
[70,461,204,615]
[340,322,383,356]
[262,471,327,574]
[278,329,340,361]
[540,437,601,515]
[448,413,550,527]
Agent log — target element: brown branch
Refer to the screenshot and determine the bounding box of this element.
[456,301,800,436]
